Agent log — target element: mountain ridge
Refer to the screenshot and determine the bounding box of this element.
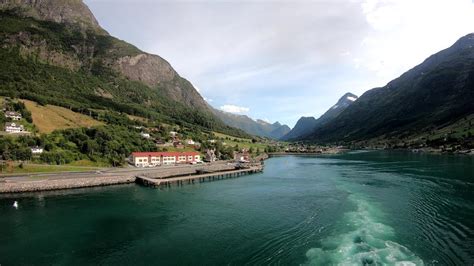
[282,92,358,140]
[302,33,474,143]
[214,109,290,139]
[0,0,249,137]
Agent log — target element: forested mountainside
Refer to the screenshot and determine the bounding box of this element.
[302,34,474,145]
[0,0,248,137]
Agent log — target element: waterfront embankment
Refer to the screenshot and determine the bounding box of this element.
[0,161,264,193]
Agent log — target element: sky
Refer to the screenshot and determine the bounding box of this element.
[84,0,474,128]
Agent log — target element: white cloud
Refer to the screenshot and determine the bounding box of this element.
[219,105,250,114]
[85,0,474,126]
[354,0,474,82]
[204,97,213,102]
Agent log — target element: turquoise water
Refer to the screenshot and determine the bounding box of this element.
[1,151,473,265]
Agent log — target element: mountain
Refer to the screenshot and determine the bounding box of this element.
[282,93,358,140]
[303,33,474,143]
[0,0,248,137]
[0,0,105,34]
[214,110,290,139]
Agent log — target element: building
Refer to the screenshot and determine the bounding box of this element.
[5,122,24,133]
[185,139,195,145]
[140,132,151,139]
[234,149,250,163]
[173,141,184,149]
[130,151,201,167]
[31,146,44,154]
[5,111,21,120]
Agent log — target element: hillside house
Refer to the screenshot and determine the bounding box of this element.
[173,141,184,149]
[130,151,201,167]
[234,149,250,163]
[5,111,21,120]
[5,122,24,133]
[185,139,195,145]
[31,146,44,154]
[140,132,151,139]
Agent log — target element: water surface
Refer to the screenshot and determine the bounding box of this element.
[1,151,473,265]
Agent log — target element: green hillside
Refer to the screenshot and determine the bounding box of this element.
[303,34,474,149]
[0,10,249,138]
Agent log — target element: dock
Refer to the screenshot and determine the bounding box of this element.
[135,165,263,188]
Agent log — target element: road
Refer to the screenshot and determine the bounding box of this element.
[1,161,233,182]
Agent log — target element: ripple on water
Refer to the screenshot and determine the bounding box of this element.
[305,194,424,265]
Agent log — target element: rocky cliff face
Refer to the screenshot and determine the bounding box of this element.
[0,0,105,33]
[0,0,210,111]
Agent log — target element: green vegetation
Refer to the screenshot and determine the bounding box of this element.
[22,99,103,133]
[0,125,156,166]
[0,11,249,138]
[0,163,102,176]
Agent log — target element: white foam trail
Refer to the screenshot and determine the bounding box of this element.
[305,194,424,265]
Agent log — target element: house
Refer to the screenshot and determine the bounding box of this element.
[185,139,195,145]
[5,111,22,120]
[205,149,216,162]
[173,141,184,149]
[5,122,24,133]
[234,149,250,163]
[31,146,44,155]
[140,132,151,139]
[130,151,201,167]
[169,131,178,137]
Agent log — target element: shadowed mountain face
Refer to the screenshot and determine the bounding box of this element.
[0,0,248,136]
[282,93,358,140]
[302,33,474,142]
[214,110,290,139]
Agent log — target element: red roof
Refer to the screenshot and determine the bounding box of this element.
[132,151,200,157]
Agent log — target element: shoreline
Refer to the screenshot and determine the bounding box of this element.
[0,175,135,194]
[0,161,263,194]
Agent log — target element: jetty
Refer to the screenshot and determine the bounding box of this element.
[0,161,264,193]
[136,165,263,188]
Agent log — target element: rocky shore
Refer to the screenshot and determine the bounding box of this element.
[0,175,135,194]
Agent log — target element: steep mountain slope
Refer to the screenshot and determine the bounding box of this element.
[0,0,105,34]
[268,122,291,139]
[214,110,290,139]
[282,93,358,140]
[0,0,247,136]
[304,33,474,142]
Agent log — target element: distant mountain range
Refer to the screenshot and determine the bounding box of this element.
[282,93,358,140]
[293,33,474,143]
[214,109,290,139]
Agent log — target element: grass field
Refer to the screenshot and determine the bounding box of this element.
[0,163,103,176]
[127,114,148,123]
[22,100,103,133]
[213,132,269,151]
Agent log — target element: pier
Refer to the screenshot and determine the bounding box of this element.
[135,165,263,188]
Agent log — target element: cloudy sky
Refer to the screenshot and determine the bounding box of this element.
[85,0,474,127]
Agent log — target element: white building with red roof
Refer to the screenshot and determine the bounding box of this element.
[131,151,201,167]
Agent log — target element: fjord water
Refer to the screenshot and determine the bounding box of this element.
[1,152,473,265]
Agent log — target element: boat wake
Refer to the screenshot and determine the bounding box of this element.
[305,194,424,265]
